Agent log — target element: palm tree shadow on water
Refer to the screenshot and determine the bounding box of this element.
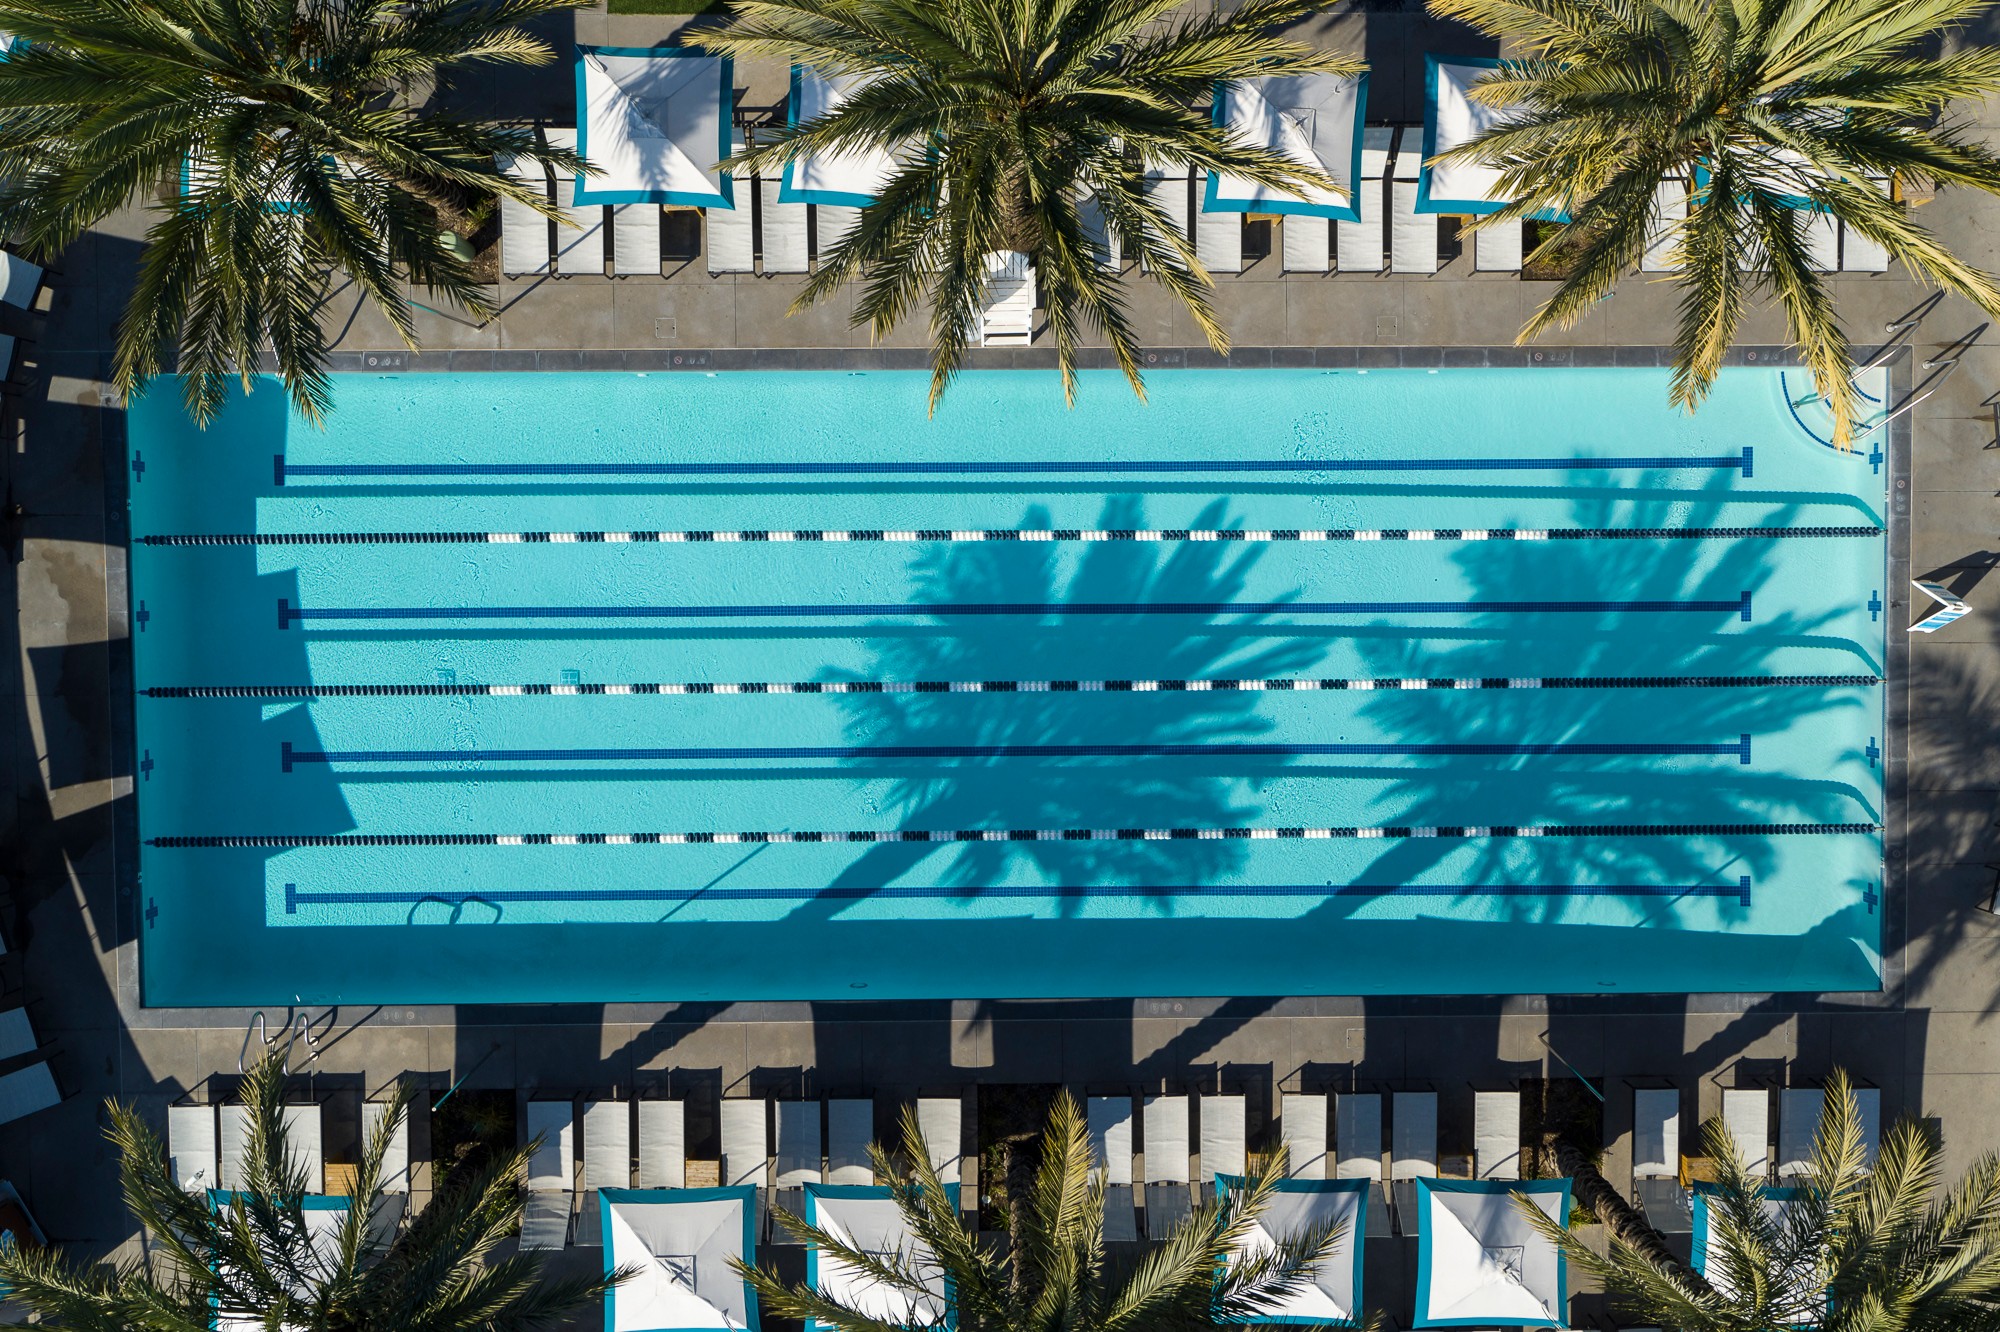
[1345,478,1881,927]
[798,495,1328,917]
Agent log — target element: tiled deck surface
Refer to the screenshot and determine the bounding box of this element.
[3,3,2000,1319]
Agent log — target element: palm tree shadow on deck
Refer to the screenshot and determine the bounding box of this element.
[802,495,1326,916]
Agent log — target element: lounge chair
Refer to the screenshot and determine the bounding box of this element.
[707,133,754,275]
[721,1097,770,1193]
[828,1098,874,1185]
[1087,1095,1138,1241]
[1841,182,1889,272]
[576,1097,631,1246]
[1079,193,1122,270]
[1778,1086,1879,1174]
[1199,1093,1247,1197]
[1640,179,1687,273]
[283,1103,324,1193]
[1335,127,1392,273]
[759,176,809,274]
[1195,191,1243,274]
[1140,167,1191,271]
[611,205,661,276]
[169,1103,217,1192]
[1389,127,1437,274]
[0,1061,57,1128]
[814,205,860,265]
[1142,1094,1192,1235]
[1281,1091,1328,1179]
[499,153,552,278]
[1473,1090,1521,1180]
[978,251,1035,347]
[1389,1091,1438,1235]
[916,1096,969,1213]
[546,130,605,278]
[0,250,42,309]
[218,1103,251,1189]
[0,1007,35,1062]
[362,1098,409,1195]
[1631,1087,1688,1232]
[1723,1088,1772,1179]
[1335,1093,1391,1238]
[774,1099,822,1226]
[1282,216,1331,273]
[636,1098,687,1188]
[1801,211,1840,272]
[522,1098,576,1251]
[1473,219,1523,272]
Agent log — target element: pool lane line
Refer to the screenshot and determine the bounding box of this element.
[280,877,1759,909]
[275,593,1756,626]
[144,673,1884,699]
[142,524,1879,547]
[271,447,1757,484]
[159,822,1876,849]
[279,736,1756,767]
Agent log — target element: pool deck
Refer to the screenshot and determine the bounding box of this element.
[4,0,2000,1314]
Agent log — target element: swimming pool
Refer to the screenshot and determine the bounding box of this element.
[129,367,1888,1005]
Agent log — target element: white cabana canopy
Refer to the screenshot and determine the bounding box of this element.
[780,67,901,207]
[1222,1177,1367,1324]
[602,1188,759,1332]
[209,1192,350,1332]
[574,47,734,208]
[1419,55,1568,220]
[1691,1184,1809,1303]
[804,1183,948,1329]
[1205,73,1369,221]
[1414,1178,1570,1328]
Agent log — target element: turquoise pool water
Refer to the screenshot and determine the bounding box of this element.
[129,368,1887,1005]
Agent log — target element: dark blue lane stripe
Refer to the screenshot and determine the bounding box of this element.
[283,876,1756,911]
[280,735,1755,768]
[277,593,1754,626]
[272,447,1755,483]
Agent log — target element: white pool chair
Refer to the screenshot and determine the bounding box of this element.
[1141,167,1191,271]
[1336,1092,1392,1237]
[1335,127,1391,273]
[703,132,754,275]
[636,1099,687,1188]
[0,250,43,309]
[1088,1095,1138,1241]
[828,1098,874,1185]
[1841,184,1890,273]
[1474,219,1524,272]
[1281,1092,1329,1179]
[978,251,1035,347]
[1390,128,1436,275]
[1200,1093,1247,1191]
[1080,193,1122,270]
[545,130,604,277]
[1196,189,1243,274]
[1475,1091,1522,1180]
[1640,179,1687,273]
[759,176,809,274]
[815,204,860,264]
[574,1098,631,1246]
[169,1104,217,1193]
[0,1008,35,1062]
[1390,1091,1438,1234]
[1632,1088,1681,1182]
[1801,210,1840,272]
[1282,216,1331,273]
[721,1097,770,1190]
[0,1061,57,1128]
[1723,1088,1772,1179]
[1779,1086,1874,1175]
[522,1098,575,1251]
[1142,1094,1192,1235]
[1856,1087,1882,1167]
[611,204,661,276]
[282,1104,324,1194]
[499,154,552,277]
[363,1099,409,1194]
[218,1104,251,1190]
[917,1096,964,1187]
[775,1099,823,1220]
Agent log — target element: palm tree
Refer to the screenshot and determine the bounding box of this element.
[1536,1070,2000,1330]
[1423,0,2000,446]
[741,1090,1376,1332]
[0,1049,620,1331]
[0,0,588,425]
[698,0,1363,411]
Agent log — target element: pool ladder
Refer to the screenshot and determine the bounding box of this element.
[239,1007,323,1074]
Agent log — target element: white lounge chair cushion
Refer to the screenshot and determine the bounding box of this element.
[169,1104,218,1192]
[827,1099,874,1185]
[1283,1092,1329,1179]
[1143,1095,1190,1185]
[775,1101,822,1189]
[526,1100,575,1190]
[1473,1092,1520,1180]
[363,1100,409,1193]
[917,1098,961,1184]
[1088,1097,1135,1186]
[1335,1094,1382,1181]
[1391,1092,1438,1178]
[611,204,661,275]
[1200,1094,1247,1181]
[721,1099,768,1189]
[636,1100,687,1188]
[1282,215,1330,272]
[0,251,40,309]
[1723,1089,1771,1176]
[1632,1090,1680,1179]
[584,1100,631,1191]
[759,176,809,273]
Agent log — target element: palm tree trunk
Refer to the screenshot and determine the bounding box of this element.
[1553,1140,1701,1285]
[1004,1134,1037,1298]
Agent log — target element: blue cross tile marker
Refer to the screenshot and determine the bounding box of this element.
[130,451,145,482]
[1869,442,1883,475]
[1866,736,1881,768]
[139,749,153,781]
[144,898,158,928]
[1868,591,1882,623]
[1863,882,1879,914]
[135,601,150,632]
[284,883,297,915]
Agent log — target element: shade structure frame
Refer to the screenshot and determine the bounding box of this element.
[1418,54,1567,222]
[802,1181,958,1332]
[1413,1176,1572,1329]
[573,47,737,210]
[1217,1174,1369,1325]
[778,66,902,208]
[1203,73,1370,223]
[601,1186,761,1332]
